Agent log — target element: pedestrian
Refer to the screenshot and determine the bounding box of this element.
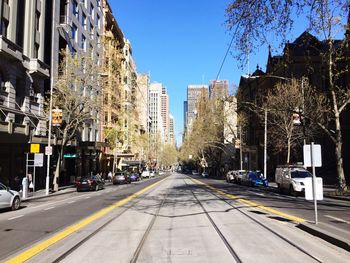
[108,171,112,182]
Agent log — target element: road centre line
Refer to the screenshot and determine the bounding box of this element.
[5,178,166,263]
[191,178,305,223]
[325,215,350,225]
[8,215,24,221]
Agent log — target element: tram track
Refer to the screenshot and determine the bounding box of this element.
[188,176,322,263]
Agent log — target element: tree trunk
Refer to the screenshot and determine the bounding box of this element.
[53,129,67,192]
[287,135,291,164]
[335,113,348,192]
[328,44,348,192]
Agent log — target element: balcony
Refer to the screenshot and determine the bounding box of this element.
[22,57,50,78]
[0,36,23,62]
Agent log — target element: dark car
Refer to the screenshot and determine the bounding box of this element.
[129,173,140,182]
[241,171,268,187]
[76,175,105,192]
[113,172,131,185]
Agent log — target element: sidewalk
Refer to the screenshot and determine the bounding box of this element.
[22,185,77,202]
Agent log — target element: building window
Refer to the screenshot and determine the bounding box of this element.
[34,43,39,58]
[72,0,78,17]
[82,13,86,29]
[81,35,86,50]
[72,23,78,42]
[90,23,94,38]
[97,14,101,28]
[90,3,94,19]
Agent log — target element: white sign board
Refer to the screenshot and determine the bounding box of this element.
[34,153,44,167]
[305,177,323,200]
[303,144,322,167]
[45,146,53,156]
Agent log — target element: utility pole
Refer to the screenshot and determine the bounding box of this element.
[46,0,57,195]
[264,108,267,179]
[240,125,243,170]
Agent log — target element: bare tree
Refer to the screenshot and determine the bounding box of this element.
[226,0,350,191]
[51,50,101,190]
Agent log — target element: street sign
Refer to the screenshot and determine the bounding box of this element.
[303,144,322,167]
[305,177,323,200]
[34,153,44,167]
[30,144,40,153]
[45,146,53,156]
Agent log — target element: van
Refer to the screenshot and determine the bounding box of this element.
[275,165,312,195]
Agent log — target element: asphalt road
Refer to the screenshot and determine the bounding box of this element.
[0,176,168,260]
[2,173,350,263]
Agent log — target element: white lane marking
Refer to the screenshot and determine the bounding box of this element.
[325,215,350,225]
[85,196,91,199]
[67,201,76,204]
[8,215,24,221]
[44,207,55,211]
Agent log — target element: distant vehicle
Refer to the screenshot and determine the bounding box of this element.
[150,170,156,178]
[275,166,312,195]
[241,171,268,187]
[226,170,235,182]
[0,182,21,210]
[76,175,105,191]
[192,170,199,175]
[202,172,209,177]
[233,170,247,184]
[129,173,140,182]
[141,170,150,179]
[113,172,131,185]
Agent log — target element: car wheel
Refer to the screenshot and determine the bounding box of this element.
[289,185,297,196]
[12,197,21,211]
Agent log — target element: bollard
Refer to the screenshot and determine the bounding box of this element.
[22,177,28,199]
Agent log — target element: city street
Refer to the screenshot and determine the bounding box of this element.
[2,173,350,262]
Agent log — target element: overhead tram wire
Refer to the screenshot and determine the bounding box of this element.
[214,25,239,83]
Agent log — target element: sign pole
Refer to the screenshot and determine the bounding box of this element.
[311,142,318,224]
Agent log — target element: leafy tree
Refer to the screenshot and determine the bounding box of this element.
[226,0,350,191]
[51,49,101,190]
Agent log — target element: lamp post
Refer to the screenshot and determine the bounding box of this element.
[46,0,57,195]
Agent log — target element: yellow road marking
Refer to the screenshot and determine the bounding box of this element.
[6,179,166,263]
[191,178,305,223]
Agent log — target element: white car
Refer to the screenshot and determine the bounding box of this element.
[149,171,155,178]
[141,170,150,179]
[0,182,21,210]
[275,166,312,195]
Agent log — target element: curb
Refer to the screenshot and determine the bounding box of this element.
[22,186,76,202]
[297,222,350,252]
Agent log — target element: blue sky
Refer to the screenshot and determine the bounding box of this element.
[109,0,310,146]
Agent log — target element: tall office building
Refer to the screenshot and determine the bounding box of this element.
[0,0,51,188]
[161,86,170,143]
[148,83,164,143]
[169,114,176,147]
[209,80,229,100]
[186,85,208,133]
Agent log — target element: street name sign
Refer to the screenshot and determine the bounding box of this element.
[303,144,322,167]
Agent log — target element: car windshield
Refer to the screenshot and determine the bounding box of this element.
[291,170,312,178]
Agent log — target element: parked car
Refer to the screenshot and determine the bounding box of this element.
[275,165,312,195]
[0,182,21,210]
[76,175,105,192]
[113,172,131,185]
[233,170,247,184]
[241,171,268,187]
[141,170,150,179]
[202,172,209,177]
[192,170,199,175]
[129,173,140,182]
[149,170,156,178]
[226,170,235,182]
